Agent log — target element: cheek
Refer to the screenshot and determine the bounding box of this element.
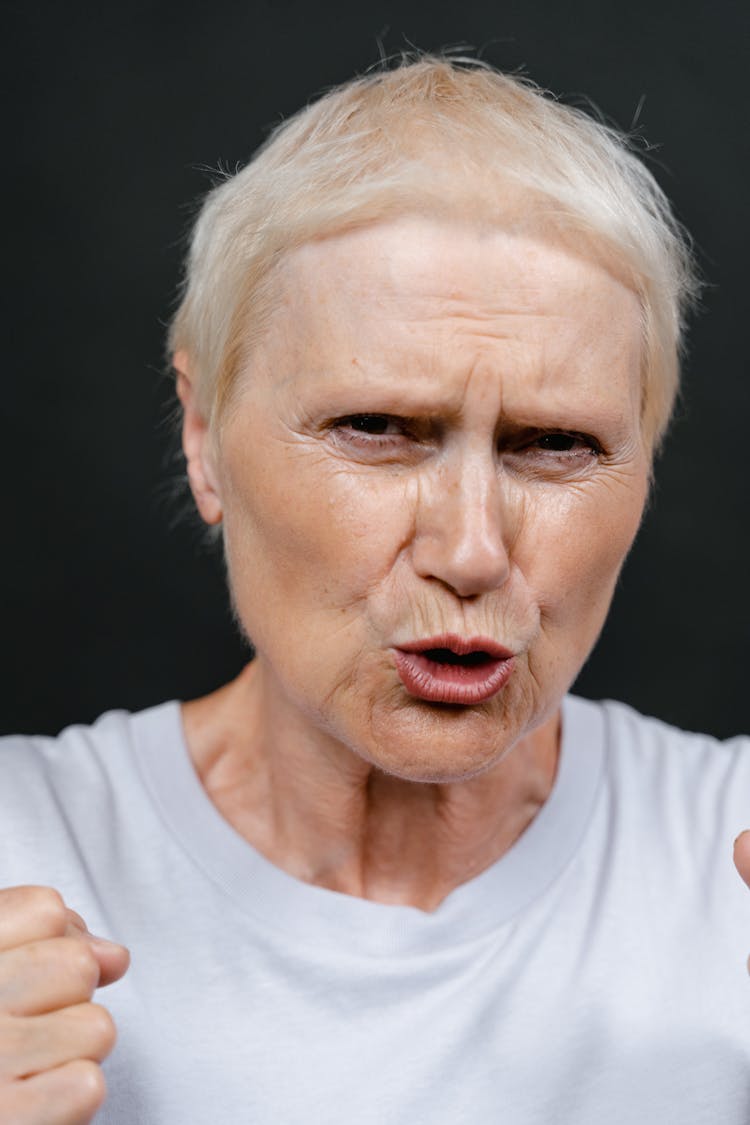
[221,441,415,638]
[522,474,648,633]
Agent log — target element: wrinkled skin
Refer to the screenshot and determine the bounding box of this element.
[5,216,750,1125]
[177,216,652,909]
[5,212,750,1125]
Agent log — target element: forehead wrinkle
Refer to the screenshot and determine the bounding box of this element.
[261,298,638,420]
[365,276,575,326]
[252,220,642,415]
[267,313,628,413]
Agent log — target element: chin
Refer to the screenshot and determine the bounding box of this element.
[350,699,523,784]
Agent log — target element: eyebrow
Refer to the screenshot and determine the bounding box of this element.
[294,374,635,435]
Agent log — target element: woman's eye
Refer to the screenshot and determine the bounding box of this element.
[343,414,401,436]
[503,430,603,476]
[332,414,409,443]
[531,432,600,456]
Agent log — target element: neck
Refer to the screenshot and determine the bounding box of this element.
[182,660,561,913]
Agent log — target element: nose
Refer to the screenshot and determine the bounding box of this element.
[412,450,512,598]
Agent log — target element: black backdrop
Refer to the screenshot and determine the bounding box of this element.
[2,1,748,738]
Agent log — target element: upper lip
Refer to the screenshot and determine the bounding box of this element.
[396,634,513,660]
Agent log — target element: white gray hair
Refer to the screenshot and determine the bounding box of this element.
[169,55,701,453]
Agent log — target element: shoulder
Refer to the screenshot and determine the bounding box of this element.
[1,707,134,760]
[0,701,182,808]
[0,701,183,896]
[567,692,746,750]
[566,692,750,793]
[2,704,153,764]
[594,695,750,780]
[566,691,748,764]
[570,694,750,864]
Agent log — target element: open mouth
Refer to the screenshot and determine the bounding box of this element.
[420,647,496,667]
[393,636,514,705]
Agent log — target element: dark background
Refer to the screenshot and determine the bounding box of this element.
[2,1,748,738]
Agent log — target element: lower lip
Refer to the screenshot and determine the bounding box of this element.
[393,650,514,705]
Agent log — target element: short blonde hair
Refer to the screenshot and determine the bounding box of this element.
[169,55,700,452]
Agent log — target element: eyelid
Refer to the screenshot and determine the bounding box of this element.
[505,428,604,453]
[330,416,605,456]
[332,414,420,438]
[349,413,404,429]
[538,431,602,452]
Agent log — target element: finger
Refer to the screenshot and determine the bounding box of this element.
[0,887,68,951]
[733,831,750,889]
[0,1058,107,1125]
[0,890,130,1008]
[0,938,100,1017]
[0,1002,117,1081]
[85,938,130,989]
[64,910,88,936]
[63,909,131,987]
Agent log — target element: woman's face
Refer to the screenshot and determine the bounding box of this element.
[204,216,649,781]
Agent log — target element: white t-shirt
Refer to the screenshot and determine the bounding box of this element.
[2,695,750,1123]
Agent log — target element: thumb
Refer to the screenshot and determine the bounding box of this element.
[733,830,750,891]
[65,908,131,987]
[86,932,131,988]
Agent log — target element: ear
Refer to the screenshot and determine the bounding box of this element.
[173,351,223,526]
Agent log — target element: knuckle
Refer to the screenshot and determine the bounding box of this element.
[70,1058,108,1113]
[0,1059,107,1124]
[85,1003,117,1055]
[13,886,68,935]
[64,940,100,991]
[28,886,67,931]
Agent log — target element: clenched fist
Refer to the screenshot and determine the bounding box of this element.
[0,885,130,1124]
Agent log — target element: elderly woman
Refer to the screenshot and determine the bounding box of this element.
[1,56,749,1125]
